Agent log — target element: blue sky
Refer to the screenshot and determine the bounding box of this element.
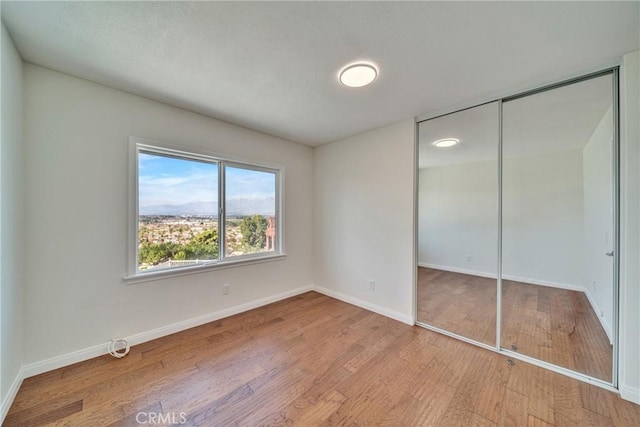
[139,152,275,214]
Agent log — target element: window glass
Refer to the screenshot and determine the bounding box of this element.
[138,151,219,271]
[224,165,277,257]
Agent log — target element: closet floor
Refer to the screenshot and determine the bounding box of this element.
[417,267,612,382]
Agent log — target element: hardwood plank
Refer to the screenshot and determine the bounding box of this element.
[3,399,82,427]
[181,384,254,427]
[470,413,498,427]
[106,401,163,427]
[498,389,529,427]
[527,414,554,427]
[582,408,615,427]
[474,356,510,423]
[553,375,586,426]
[5,291,640,426]
[418,267,613,381]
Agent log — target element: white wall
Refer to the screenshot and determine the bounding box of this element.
[418,149,585,289]
[620,49,640,404]
[583,106,614,340]
[502,149,584,287]
[22,64,313,366]
[418,160,498,275]
[313,120,415,324]
[1,22,25,417]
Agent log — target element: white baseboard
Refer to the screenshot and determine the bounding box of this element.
[418,262,496,280]
[501,273,585,293]
[21,342,110,380]
[418,262,586,292]
[583,289,613,344]
[311,284,414,326]
[1,366,24,424]
[22,285,315,379]
[620,384,640,405]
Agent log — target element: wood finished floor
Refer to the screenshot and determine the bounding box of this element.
[6,291,638,426]
[416,267,613,382]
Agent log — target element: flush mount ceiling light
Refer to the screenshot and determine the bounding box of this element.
[339,63,378,88]
[433,138,459,148]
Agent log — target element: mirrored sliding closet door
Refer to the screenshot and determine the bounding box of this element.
[417,102,499,346]
[501,73,615,382]
[416,69,618,385]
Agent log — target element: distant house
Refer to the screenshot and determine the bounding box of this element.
[266,216,276,251]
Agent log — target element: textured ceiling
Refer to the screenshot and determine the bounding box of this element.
[2,1,638,146]
[419,74,613,168]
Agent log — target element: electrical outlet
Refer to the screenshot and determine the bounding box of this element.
[466,255,471,262]
[369,280,375,291]
[223,284,230,295]
[600,310,605,318]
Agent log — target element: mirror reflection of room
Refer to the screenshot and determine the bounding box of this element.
[417,73,615,383]
[417,102,499,346]
[501,74,614,382]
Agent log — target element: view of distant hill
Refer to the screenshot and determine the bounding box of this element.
[139,197,275,216]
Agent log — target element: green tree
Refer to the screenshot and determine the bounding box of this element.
[138,228,219,266]
[184,228,219,259]
[240,215,267,250]
[138,242,181,265]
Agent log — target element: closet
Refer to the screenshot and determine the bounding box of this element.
[416,70,617,387]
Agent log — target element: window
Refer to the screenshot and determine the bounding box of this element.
[129,139,282,278]
[224,165,278,257]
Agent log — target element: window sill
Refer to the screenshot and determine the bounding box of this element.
[123,253,287,285]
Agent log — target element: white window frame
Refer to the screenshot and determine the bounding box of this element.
[125,137,285,283]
